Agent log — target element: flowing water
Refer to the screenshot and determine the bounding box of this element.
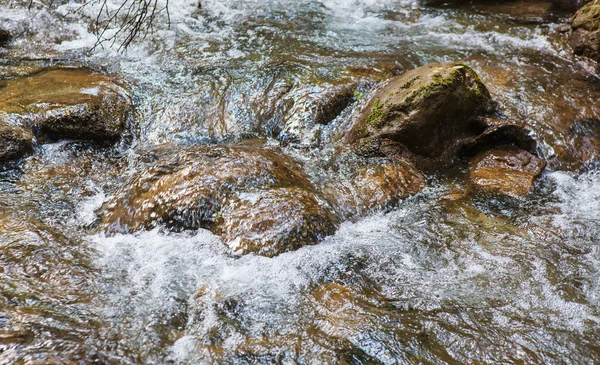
[1,0,600,364]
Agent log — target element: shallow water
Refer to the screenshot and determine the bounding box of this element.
[1,0,600,363]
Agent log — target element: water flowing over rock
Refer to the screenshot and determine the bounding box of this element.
[469,146,547,196]
[568,2,600,64]
[0,122,32,161]
[0,68,132,144]
[99,143,339,256]
[346,62,493,168]
[322,156,427,220]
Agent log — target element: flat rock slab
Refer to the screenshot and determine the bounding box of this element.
[0,68,132,142]
[469,146,546,197]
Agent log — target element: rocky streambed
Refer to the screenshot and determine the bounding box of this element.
[1,0,600,364]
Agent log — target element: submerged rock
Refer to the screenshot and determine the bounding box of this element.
[0,68,132,143]
[568,2,600,64]
[218,187,339,257]
[99,143,339,256]
[346,62,493,167]
[323,156,426,219]
[0,122,32,161]
[468,146,546,197]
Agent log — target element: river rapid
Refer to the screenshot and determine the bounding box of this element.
[1,0,600,364]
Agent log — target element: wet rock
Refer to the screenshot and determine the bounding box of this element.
[99,143,339,256]
[217,187,340,256]
[346,62,492,167]
[0,122,32,161]
[0,68,132,143]
[313,84,357,125]
[0,28,11,46]
[553,0,592,11]
[568,2,600,64]
[469,146,546,197]
[323,156,426,219]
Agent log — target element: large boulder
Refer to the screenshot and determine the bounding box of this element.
[99,143,340,256]
[345,62,493,167]
[0,68,132,143]
[567,2,600,64]
[468,146,546,197]
[0,122,32,161]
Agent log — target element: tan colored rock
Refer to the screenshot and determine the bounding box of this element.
[469,146,546,197]
[0,68,132,142]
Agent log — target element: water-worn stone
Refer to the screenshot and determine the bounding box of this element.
[323,157,426,219]
[0,122,32,161]
[99,143,339,256]
[0,68,132,142]
[469,146,546,197]
[346,62,493,166]
[217,188,339,256]
[568,2,600,64]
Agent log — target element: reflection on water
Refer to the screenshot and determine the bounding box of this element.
[1,0,600,363]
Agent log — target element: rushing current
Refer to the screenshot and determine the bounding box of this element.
[1,0,600,364]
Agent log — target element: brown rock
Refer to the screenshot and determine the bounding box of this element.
[0,68,132,142]
[217,187,339,257]
[0,122,32,161]
[99,143,340,256]
[469,146,546,197]
[346,62,492,166]
[568,2,600,63]
[323,157,426,219]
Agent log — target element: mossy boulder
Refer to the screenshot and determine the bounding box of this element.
[468,146,546,197]
[0,68,132,143]
[0,122,32,161]
[568,2,600,63]
[99,143,340,256]
[346,62,493,166]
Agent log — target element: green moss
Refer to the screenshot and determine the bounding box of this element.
[365,99,386,127]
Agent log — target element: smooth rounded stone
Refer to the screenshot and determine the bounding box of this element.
[346,62,492,165]
[100,143,339,256]
[0,68,132,142]
[469,146,547,197]
[217,187,340,257]
[568,2,600,64]
[323,157,426,219]
[0,122,32,161]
